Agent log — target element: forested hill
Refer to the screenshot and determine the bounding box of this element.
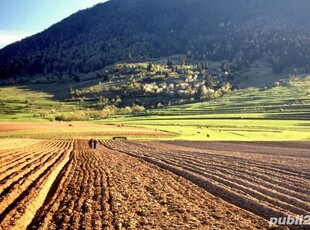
[1,0,310,79]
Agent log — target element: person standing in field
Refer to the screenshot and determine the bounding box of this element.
[88,139,93,149]
[93,139,98,149]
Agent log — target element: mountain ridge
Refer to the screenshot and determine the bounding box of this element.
[1,0,310,79]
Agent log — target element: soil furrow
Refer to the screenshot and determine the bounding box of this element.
[0,150,65,215]
[0,146,72,230]
[0,149,57,191]
[102,140,310,224]
[2,139,307,229]
[160,155,309,212]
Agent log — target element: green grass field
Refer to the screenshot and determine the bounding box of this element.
[105,76,310,141]
[106,116,310,141]
[1,75,309,141]
[0,85,87,121]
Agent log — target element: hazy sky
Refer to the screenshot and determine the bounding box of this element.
[0,0,108,48]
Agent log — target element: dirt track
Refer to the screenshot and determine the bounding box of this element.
[1,139,309,229]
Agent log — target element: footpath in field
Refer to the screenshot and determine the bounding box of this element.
[103,140,310,226]
[25,140,269,229]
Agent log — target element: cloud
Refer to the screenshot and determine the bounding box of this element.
[0,31,33,48]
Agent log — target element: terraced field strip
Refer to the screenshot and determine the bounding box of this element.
[102,140,310,221]
[0,140,74,230]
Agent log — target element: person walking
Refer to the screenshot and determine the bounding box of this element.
[93,139,98,149]
[88,139,93,149]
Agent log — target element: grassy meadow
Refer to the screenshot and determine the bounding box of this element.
[0,72,309,141]
[105,75,310,141]
[0,85,87,121]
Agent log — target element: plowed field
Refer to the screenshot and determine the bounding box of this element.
[0,140,74,230]
[102,140,310,229]
[0,139,309,229]
[0,122,174,139]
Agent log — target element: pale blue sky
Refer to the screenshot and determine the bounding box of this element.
[0,0,108,48]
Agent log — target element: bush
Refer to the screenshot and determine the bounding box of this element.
[132,105,146,113]
[87,110,108,119]
[55,111,87,121]
[156,103,164,108]
[39,111,49,117]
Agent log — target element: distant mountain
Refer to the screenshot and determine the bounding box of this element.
[1,0,310,79]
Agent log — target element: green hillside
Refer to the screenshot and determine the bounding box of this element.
[1,71,309,140]
[1,0,310,140]
[105,75,310,141]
